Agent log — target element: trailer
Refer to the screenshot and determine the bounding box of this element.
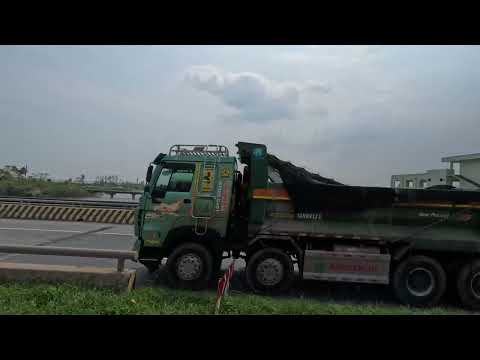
[134,143,480,309]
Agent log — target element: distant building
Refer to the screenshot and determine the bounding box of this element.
[441,153,480,190]
[391,152,480,190]
[391,169,453,189]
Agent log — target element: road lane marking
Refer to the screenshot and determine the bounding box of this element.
[0,227,133,236]
[102,232,134,236]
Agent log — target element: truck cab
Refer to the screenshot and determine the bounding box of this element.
[134,144,238,289]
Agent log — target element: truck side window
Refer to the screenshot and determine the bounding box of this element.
[167,169,194,192]
[152,165,195,198]
[158,164,195,188]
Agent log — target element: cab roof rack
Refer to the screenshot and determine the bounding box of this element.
[169,144,229,157]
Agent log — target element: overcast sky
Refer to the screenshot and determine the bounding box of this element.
[1,45,479,186]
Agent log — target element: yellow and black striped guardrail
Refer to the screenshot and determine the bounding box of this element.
[0,203,135,225]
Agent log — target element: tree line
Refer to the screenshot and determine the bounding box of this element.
[0,165,142,186]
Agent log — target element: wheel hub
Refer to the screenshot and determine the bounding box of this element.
[406,267,435,297]
[470,272,480,299]
[176,253,203,281]
[256,258,283,286]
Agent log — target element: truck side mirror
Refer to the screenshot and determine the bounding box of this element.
[146,165,153,183]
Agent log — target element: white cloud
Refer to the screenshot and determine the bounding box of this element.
[184,65,330,122]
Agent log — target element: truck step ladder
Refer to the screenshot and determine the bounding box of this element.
[192,158,219,236]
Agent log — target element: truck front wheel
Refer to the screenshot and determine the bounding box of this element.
[166,243,213,291]
[246,248,295,295]
[457,260,480,310]
[392,255,447,307]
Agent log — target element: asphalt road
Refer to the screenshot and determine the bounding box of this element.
[0,218,466,310]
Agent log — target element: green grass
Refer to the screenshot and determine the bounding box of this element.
[0,283,468,315]
[0,179,90,198]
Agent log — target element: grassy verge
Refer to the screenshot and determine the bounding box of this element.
[0,283,468,315]
[0,179,90,198]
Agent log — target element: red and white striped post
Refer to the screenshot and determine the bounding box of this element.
[214,259,236,315]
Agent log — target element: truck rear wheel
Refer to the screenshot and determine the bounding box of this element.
[246,248,295,295]
[457,260,480,310]
[392,255,447,307]
[166,243,213,291]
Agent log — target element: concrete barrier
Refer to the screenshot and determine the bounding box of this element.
[0,262,136,291]
[0,203,135,224]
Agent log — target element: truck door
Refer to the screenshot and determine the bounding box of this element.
[142,163,196,247]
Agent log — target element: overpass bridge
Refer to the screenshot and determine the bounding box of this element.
[82,187,143,200]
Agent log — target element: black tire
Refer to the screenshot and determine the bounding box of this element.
[392,255,447,307]
[246,248,295,295]
[166,243,213,291]
[457,260,480,310]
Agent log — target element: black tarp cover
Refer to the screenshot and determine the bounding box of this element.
[266,154,480,213]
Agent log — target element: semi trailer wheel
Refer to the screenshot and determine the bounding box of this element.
[457,260,480,310]
[246,248,295,295]
[392,255,447,307]
[166,243,213,291]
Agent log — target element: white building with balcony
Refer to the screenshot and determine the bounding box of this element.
[391,169,453,189]
[441,153,480,190]
[391,152,480,190]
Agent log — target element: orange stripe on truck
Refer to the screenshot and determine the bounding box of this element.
[253,190,480,208]
[252,188,291,201]
[395,202,480,209]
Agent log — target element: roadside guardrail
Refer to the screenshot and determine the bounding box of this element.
[0,244,137,272]
[0,244,138,290]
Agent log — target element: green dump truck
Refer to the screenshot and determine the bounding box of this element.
[134,143,480,309]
